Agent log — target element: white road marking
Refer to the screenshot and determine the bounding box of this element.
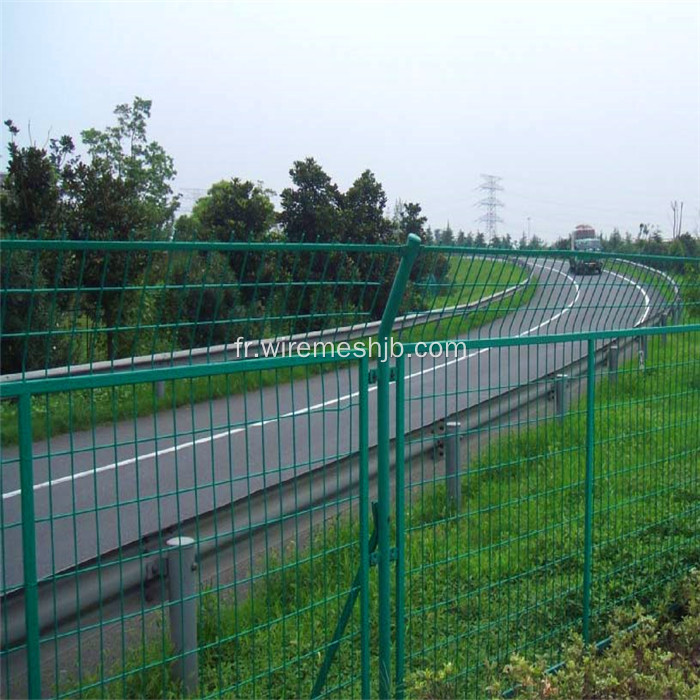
[5,260,651,501]
[604,269,652,327]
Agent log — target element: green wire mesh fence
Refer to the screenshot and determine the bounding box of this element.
[1,235,699,698]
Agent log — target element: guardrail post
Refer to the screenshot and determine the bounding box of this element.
[376,233,421,699]
[638,334,648,370]
[554,373,569,423]
[582,339,596,642]
[155,381,165,399]
[167,536,198,694]
[445,421,462,511]
[674,303,682,325]
[607,343,619,383]
[658,312,667,344]
[18,393,41,699]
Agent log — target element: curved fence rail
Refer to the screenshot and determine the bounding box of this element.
[1,237,699,698]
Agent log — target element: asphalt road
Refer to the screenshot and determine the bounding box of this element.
[0,259,664,591]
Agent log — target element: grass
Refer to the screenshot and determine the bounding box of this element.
[0,258,532,444]
[607,258,679,305]
[60,327,700,699]
[412,255,528,310]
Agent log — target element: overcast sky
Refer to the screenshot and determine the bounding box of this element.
[2,0,699,241]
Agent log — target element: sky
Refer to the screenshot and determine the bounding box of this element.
[2,0,699,242]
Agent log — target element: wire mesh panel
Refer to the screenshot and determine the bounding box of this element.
[0,353,371,698]
[398,325,700,697]
[398,335,590,697]
[1,237,700,699]
[0,238,403,378]
[589,328,700,638]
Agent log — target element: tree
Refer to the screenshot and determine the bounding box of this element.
[528,234,546,249]
[398,202,428,242]
[550,236,570,251]
[171,179,277,337]
[440,223,454,246]
[0,122,77,372]
[184,178,275,243]
[66,98,179,358]
[80,97,178,232]
[603,228,624,252]
[280,158,343,243]
[2,99,180,365]
[344,170,393,244]
[0,121,78,236]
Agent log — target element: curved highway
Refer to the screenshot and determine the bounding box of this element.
[0,259,666,590]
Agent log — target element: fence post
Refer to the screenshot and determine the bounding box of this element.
[18,393,42,699]
[582,339,596,643]
[167,536,198,694]
[394,353,406,699]
[376,233,421,699]
[359,355,371,700]
[445,421,462,511]
[554,373,569,422]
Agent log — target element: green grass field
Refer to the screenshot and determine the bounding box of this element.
[65,327,699,699]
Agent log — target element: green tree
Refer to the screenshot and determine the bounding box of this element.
[181,178,275,243]
[344,170,392,244]
[440,223,454,246]
[66,99,178,358]
[280,158,344,243]
[0,122,77,372]
[398,202,428,242]
[528,234,546,249]
[550,236,570,251]
[2,99,180,365]
[79,97,178,232]
[170,179,278,342]
[1,120,59,234]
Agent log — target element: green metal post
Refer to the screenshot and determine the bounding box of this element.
[582,338,596,643]
[18,392,41,698]
[377,234,421,700]
[359,354,371,699]
[394,353,406,699]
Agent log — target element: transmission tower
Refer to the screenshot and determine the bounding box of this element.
[476,174,504,242]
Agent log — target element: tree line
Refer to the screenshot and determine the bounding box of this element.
[2,97,698,373]
[0,98,444,373]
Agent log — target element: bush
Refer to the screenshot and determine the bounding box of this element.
[486,569,700,699]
